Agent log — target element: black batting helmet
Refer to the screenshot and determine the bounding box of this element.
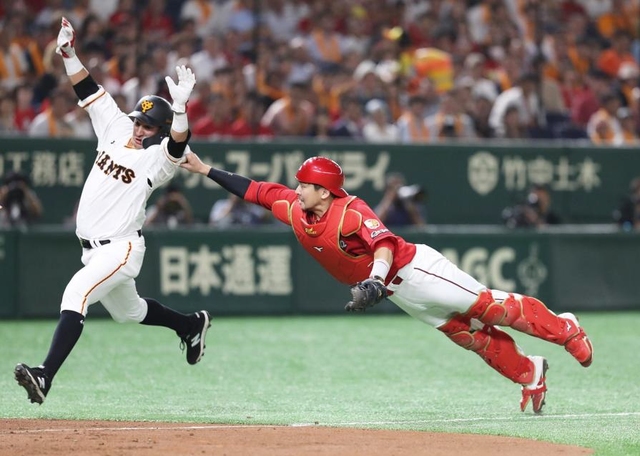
[128,95,173,135]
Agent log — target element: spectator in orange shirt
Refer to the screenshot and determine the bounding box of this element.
[310,64,346,120]
[396,94,431,143]
[27,87,75,138]
[305,11,345,69]
[260,81,315,137]
[256,68,287,108]
[595,0,637,40]
[586,92,623,145]
[426,88,477,140]
[617,107,640,144]
[7,11,45,79]
[567,35,600,77]
[597,30,639,79]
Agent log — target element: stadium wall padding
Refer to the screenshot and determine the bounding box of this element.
[1,138,638,225]
[1,227,638,318]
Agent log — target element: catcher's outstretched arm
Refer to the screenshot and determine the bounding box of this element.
[180,151,252,198]
[206,167,252,198]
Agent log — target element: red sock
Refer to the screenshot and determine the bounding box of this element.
[439,315,534,385]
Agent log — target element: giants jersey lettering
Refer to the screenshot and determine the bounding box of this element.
[244,181,417,284]
[74,86,184,240]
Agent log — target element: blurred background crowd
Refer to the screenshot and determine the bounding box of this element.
[0,0,639,144]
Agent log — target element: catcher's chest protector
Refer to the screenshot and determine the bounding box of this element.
[277,196,373,285]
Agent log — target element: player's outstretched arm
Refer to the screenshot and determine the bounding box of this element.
[166,65,196,144]
[56,17,89,85]
[181,152,253,198]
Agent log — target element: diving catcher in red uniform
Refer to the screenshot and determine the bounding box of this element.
[181,152,593,414]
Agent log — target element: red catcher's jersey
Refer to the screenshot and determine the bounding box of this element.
[244,181,417,285]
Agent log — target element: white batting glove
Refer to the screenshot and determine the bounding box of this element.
[165,65,196,113]
[55,17,76,59]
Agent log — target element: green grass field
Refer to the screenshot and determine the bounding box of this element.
[1,312,639,455]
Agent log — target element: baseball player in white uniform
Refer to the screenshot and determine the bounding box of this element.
[14,17,211,405]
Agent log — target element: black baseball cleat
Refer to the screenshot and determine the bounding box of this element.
[180,311,211,365]
[14,363,51,405]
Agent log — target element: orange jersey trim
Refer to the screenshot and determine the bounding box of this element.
[82,89,107,108]
[80,241,133,314]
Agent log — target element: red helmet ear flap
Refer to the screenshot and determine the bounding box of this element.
[295,157,348,197]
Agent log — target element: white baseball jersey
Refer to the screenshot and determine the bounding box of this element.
[74,86,185,240]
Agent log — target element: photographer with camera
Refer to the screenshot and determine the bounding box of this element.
[502,184,561,229]
[0,171,43,228]
[613,177,640,231]
[145,182,194,229]
[375,172,427,227]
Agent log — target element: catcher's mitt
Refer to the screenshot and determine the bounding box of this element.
[345,277,388,312]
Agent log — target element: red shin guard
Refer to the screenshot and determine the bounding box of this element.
[438,315,534,385]
[466,290,579,345]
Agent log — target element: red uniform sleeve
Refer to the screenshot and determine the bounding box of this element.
[374,238,396,255]
[348,199,399,250]
[347,198,416,275]
[244,181,297,210]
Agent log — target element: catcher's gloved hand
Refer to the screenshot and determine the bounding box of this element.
[345,277,388,312]
[165,65,196,113]
[56,17,76,58]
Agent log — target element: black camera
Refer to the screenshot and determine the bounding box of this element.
[502,199,540,228]
[440,123,456,138]
[3,172,30,206]
[6,182,25,204]
[526,192,541,210]
[164,200,184,215]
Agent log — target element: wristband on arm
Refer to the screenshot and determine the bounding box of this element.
[62,55,85,76]
[171,112,188,133]
[370,258,391,282]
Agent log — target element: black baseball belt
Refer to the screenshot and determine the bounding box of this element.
[79,230,142,249]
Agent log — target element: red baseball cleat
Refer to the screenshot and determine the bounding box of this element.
[559,313,593,367]
[520,356,548,414]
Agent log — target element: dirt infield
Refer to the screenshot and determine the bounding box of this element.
[0,419,593,455]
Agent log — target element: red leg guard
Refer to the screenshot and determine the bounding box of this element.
[438,315,535,385]
[466,290,580,345]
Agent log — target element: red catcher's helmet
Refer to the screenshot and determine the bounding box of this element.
[295,157,348,198]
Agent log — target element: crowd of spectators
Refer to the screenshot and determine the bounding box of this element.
[0,0,639,145]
